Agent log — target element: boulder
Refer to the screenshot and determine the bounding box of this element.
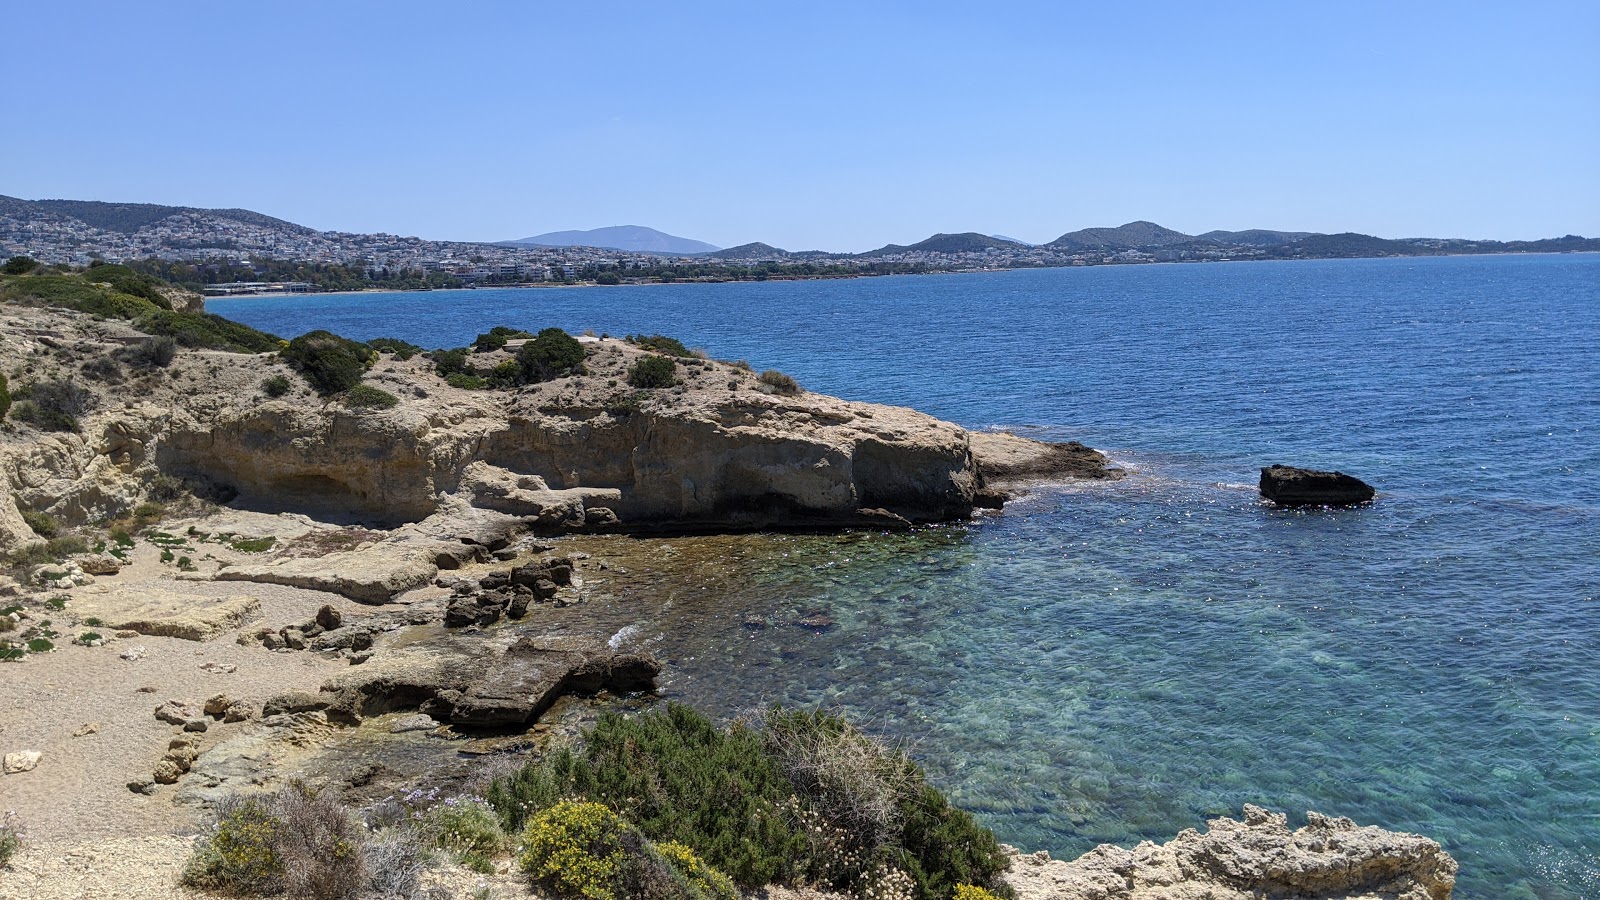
[154,699,202,725]
[1260,465,1375,507]
[204,694,233,719]
[1002,805,1456,900]
[314,604,343,631]
[444,592,508,628]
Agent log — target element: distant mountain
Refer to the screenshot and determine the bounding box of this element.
[1198,229,1314,246]
[708,242,790,261]
[989,234,1033,246]
[863,232,1021,256]
[0,195,312,235]
[1046,221,1195,251]
[503,225,719,255]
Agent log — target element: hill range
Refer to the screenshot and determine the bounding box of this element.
[3,195,1595,266]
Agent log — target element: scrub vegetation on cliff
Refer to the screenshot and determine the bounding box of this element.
[487,703,1013,900]
[178,703,1011,900]
[0,263,281,353]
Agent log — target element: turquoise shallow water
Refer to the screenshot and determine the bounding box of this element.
[214,255,1600,898]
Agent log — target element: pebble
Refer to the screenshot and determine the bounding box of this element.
[3,750,42,773]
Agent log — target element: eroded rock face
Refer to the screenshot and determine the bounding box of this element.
[1003,805,1457,900]
[1260,464,1376,507]
[315,632,659,728]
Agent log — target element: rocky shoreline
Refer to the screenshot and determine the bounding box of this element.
[0,300,1453,898]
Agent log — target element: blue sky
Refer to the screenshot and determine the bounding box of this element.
[3,1,1595,251]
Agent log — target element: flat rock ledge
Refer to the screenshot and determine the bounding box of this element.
[1260,464,1376,507]
[1002,805,1457,900]
[970,431,1122,493]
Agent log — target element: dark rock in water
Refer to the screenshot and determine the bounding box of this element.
[444,592,508,628]
[1260,465,1375,507]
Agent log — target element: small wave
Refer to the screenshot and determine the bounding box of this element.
[607,624,642,650]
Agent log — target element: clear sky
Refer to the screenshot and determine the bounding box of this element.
[3,1,1595,251]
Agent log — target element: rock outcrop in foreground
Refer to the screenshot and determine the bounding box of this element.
[1004,805,1456,900]
[1260,464,1376,507]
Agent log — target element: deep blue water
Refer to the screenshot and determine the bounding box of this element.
[214,255,1600,898]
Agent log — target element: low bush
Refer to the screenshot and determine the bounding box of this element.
[627,334,693,357]
[627,356,678,389]
[445,372,487,389]
[10,379,93,433]
[282,330,373,395]
[473,326,531,353]
[518,800,630,900]
[367,337,423,360]
[0,372,9,421]
[262,374,292,397]
[757,369,801,396]
[3,255,39,275]
[342,384,399,409]
[0,811,24,867]
[120,335,177,369]
[20,508,57,537]
[81,354,123,383]
[420,797,505,873]
[518,328,587,382]
[183,783,369,900]
[431,347,475,379]
[488,704,1011,899]
[134,309,281,353]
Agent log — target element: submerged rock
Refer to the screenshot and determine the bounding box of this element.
[1003,805,1456,900]
[1260,464,1375,507]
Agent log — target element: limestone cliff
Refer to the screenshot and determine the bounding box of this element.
[0,303,1114,553]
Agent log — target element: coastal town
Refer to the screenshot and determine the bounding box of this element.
[2,194,1593,293]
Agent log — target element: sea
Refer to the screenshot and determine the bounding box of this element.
[212,253,1600,899]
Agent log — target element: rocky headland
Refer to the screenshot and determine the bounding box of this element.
[0,296,1453,898]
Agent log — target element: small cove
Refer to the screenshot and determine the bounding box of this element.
[214,254,1600,898]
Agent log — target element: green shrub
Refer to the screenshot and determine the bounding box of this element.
[121,335,177,368]
[757,369,801,396]
[626,356,677,389]
[262,374,292,397]
[342,384,399,409]
[367,337,422,360]
[490,704,808,887]
[76,631,103,645]
[25,638,54,653]
[283,330,373,395]
[80,263,172,309]
[431,347,475,378]
[20,508,57,537]
[421,798,505,874]
[445,372,487,389]
[490,704,1011,899]
[0,811,24,866]
[0,372,10,421]
[473,326,531,353]
[183,784,368,900]
[519,328,587,382]
[627,334,693,357]
[134,309,281,353]
[3,256,39,275]
[10,379,92,433]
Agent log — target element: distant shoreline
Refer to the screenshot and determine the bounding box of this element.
[204,250,1597,301]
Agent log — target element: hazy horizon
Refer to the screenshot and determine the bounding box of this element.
[3,1,1595,253]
